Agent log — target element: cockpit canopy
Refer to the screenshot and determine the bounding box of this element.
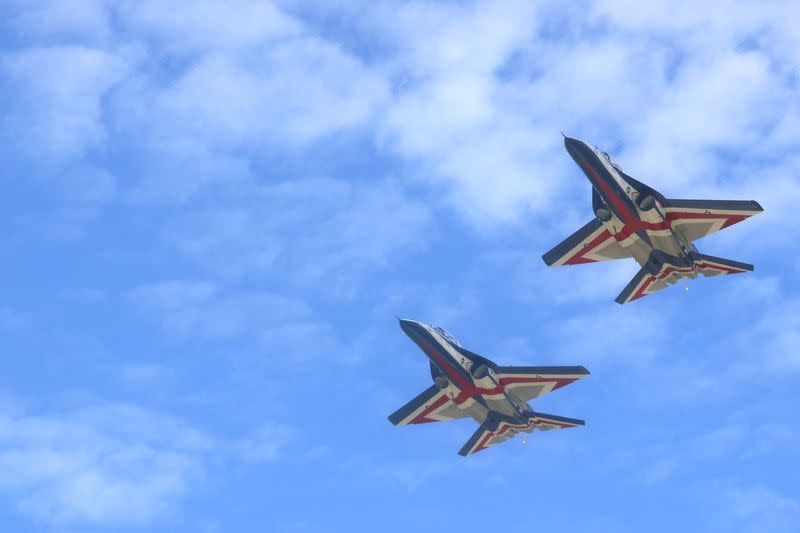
[601,150,623,172]
[433,326,459,346]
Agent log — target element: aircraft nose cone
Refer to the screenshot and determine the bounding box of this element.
[397,318,417,333]
[563,135,582,153]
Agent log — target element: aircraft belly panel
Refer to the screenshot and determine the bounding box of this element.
[484,397,516,417]
[649,233,682,256]
[621,239,653,265]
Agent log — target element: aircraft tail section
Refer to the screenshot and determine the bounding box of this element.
[529,411,585,431]
[458,418,520,457]
[615,265,666,304]
[693,253,753,277]
[459,424,498,457]
[616,252,754,304]
[458,410,586,456]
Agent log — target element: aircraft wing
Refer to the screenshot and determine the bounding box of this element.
[663,199,763,242]
[542,218,629,267]
[493,366,590,403]
[388,385,468,426]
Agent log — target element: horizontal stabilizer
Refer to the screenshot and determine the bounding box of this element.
[615,265,661,304]
[458,424,498,457]
[458,418,527,457]
[458,411,586,456]
[616,253,754,304]
[530,411,585,431]
[693,253,753,276]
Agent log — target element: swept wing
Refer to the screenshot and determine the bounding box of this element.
[542,218,629,267]
[663,199,763,242]
[493,366,590,402]
[388,385,468,426]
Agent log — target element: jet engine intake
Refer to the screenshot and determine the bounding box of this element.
[471,364,490,379]
[637,195,665,223]
[470,364,498,387]
[595,208,612,222]
[637,195,656,211]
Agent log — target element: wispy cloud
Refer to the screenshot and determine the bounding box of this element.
[704,483,800,533]
[0,399,300,527]
[0,402,210,526]
[0,45,131,162]
[163,178,432,289]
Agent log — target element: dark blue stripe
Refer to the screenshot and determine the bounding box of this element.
[542,218,603,266]
[666,199,763,212]
[387,385,441,425]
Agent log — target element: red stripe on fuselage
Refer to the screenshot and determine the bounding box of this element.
[573,150,637,224]
[573,149,752,245]
[613,212,750,243]
[413,334,578,405]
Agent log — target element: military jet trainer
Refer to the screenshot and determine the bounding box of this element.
[543,136,763,304]
[388,319,589,456]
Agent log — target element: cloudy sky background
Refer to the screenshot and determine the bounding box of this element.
[0,0,798,531]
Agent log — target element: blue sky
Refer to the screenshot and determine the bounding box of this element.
[0,0,799,531]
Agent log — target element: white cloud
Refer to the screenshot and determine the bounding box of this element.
[129,281,310,340]
[128,280,375,364]
[708,483,800,533]
[0,45,132,161]
[144,39,388,148]
[0,403,211,526]
[0,399,300,527]
[118,0,303,53]
[232,422,296,463]
[6,0,111,44]
[164,178,432,286]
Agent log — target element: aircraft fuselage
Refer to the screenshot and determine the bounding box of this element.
[398,319,536,437]
[564,137,700,282]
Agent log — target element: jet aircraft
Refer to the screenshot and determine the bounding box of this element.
[543,136,763,304]
[388,319,589,456]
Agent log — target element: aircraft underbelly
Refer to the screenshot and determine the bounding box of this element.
[647,233,683,256]
[607,228,652,265]
[484,397,517,417]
